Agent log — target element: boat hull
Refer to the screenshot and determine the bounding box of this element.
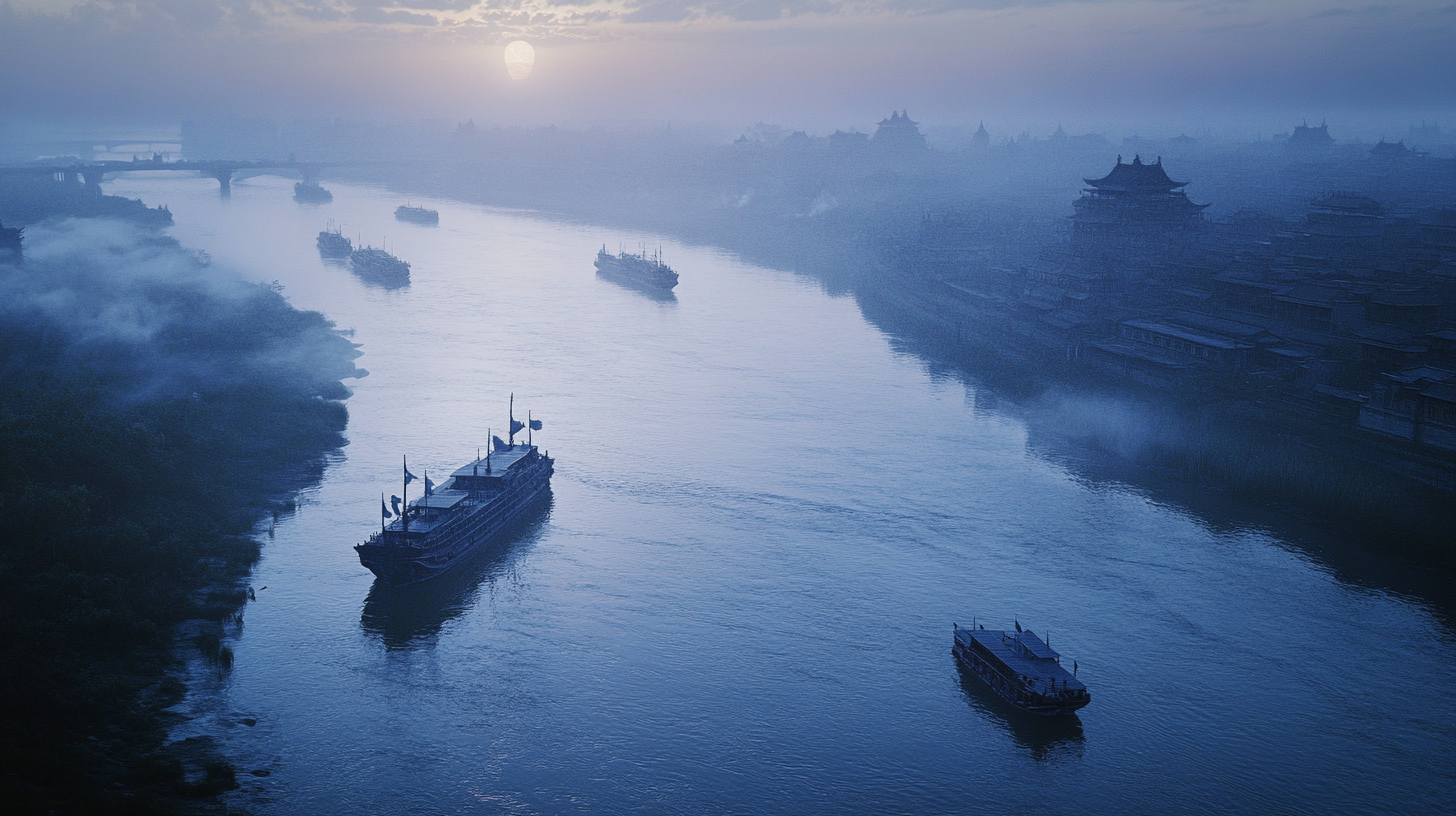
[595,256,678,290]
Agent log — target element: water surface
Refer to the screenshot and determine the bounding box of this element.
[106,173,1456,815]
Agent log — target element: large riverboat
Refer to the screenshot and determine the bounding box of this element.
[953,621,1090,715]
[356,401,553,587]
[316,226,352,258]
[349,245,410,287]
[595,245,679,291]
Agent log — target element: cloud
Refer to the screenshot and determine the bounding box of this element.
[0,0,1453,124]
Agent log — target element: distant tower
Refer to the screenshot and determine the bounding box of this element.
[972,121,990,148]
[873,110,927,152]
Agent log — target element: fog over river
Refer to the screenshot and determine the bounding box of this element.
[104,173,1456,815]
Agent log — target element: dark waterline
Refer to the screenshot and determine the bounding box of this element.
[105,173,1456,815]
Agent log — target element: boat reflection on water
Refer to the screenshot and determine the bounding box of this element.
[360,490,553,649]
[955,659,1085,763]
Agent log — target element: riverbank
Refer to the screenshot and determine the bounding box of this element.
[0,218,361,813]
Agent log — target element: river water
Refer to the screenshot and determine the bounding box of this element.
[105,173,1454,815]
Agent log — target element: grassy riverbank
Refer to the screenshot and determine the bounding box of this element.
[0,220,360,814]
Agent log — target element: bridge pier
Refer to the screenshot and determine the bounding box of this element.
[209,168,233,196]
[80,169,103,196]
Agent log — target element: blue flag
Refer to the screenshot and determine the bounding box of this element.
[529,418,542,431]
[390,495,402,516]
[425,476,435,496]
[381,497,392,519]
[404,467,418,485]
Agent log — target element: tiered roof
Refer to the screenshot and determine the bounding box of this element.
[1084,155,1193,196]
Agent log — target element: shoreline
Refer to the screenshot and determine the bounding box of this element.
[0,209,360,813]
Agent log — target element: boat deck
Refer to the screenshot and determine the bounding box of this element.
[451,446,534,478]
[957,627,1086,696]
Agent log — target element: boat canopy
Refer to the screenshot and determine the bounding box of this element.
[412,490,467,510]
[1012,630,1060,660]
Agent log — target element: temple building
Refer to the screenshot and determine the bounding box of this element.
[1286,121,1334,152]
[873,110,927,151]
[1070,155,1208,244]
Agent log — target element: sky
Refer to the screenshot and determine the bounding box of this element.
[1,1,1454,137]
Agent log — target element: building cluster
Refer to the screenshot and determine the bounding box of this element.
[916,145,1456,457]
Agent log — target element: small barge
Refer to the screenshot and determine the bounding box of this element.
[395,204,439,225]
[294,180,333,203]
[953,621,1089,715]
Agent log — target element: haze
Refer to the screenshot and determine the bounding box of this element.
[2,0,1454,135]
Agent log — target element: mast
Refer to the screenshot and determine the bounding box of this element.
[528,410,532,447]
[508,393,515,448]
[402,454,409,534]
[486,428,492,474]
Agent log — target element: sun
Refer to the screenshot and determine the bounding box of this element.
[504,41,535,82]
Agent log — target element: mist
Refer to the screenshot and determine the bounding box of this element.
[2,1,1454,134]
[1,218,363,408]
[3,0,1456,813]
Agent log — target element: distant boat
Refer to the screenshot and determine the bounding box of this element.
[953,622,1090,715]
[395,204,439,225]
[317,226,352,258]
[294,181,333,203]
[349,245,410,288]
[594,244,678,291]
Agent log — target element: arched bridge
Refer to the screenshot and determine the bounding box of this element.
[0,157,322,194]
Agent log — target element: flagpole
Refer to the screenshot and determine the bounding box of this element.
[528,410,532,447]
[381,492,386,534]
[402,455,408,534]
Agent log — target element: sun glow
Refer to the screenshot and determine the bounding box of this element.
[505,41,535,82]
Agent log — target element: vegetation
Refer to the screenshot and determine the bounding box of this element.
[0,231,358,814]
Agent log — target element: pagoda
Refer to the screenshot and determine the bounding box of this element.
[873,110,927,151]
[1071,155,1208,242]
[1286,121,1334,152]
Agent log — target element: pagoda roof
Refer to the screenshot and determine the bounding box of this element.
[877,109,919,127]
[1084,155,1187,192]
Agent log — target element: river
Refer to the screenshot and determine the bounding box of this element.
[104,172,1455,815]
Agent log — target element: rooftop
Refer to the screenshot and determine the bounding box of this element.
[1085,155,1187,193]
[957,627,1085,694]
